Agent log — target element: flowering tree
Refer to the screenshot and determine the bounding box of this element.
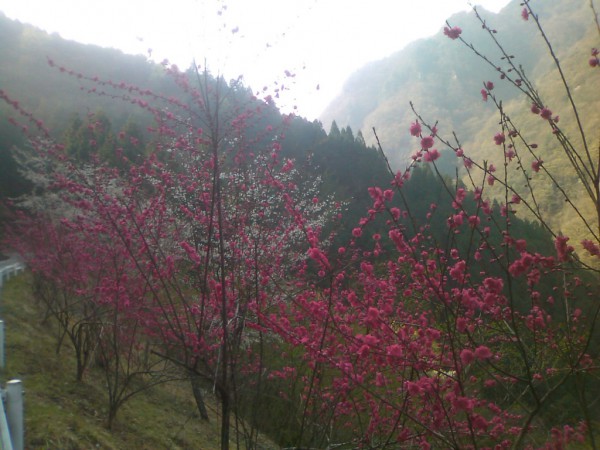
[262,2,600,448]
[2,60,336,445]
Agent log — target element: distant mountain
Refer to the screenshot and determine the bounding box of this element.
[319,0,599,243]
[0,12,173,133]
[320,0,598,169]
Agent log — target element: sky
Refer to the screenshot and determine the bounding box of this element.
[0,0,512,120]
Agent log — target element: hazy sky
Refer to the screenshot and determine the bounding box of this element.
[0,0,512,119]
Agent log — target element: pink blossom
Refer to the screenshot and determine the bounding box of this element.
[406,381,422,396]
[581,239,600,257]
[460,349,475,365]
[472,415,489,431]
[531,103,541,114]
[493,132,505,145]
[387,344,403,358]
[366,307,380,323]
[357,344,370,358]
[443,26,462,40]
[590,49,599,67]
[481,89,488,101]
[456,317,468,332]
[540,107,553,120]
[421,136,434,149]
[485,81,494,90]
[453,396,474,412]
[352,227,362,238]
[475,346,493,360]
[521,7,529,20]
[484,379,497,388]
[409,121,422,136]
[424,148,440,162]
[555,235,574,262]
[531,159,543,172]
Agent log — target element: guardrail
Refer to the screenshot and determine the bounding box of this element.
[0,258,25,450]
[0,262,24,289]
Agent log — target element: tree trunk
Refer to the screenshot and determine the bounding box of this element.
[220,389,230,450]
[190,371,210,421]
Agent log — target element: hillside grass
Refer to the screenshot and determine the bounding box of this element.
[0,273,277,449]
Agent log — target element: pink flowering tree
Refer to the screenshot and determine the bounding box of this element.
[262,2,600,448]
[2,60,336,445]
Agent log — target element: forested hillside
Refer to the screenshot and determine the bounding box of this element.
[0,11,390,242]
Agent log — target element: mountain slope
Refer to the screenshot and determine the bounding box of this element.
[320,0,598,169]
[320,0,599,245]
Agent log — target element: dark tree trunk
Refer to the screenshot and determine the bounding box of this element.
[190,371,210,421]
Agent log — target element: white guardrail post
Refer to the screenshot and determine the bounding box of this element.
[5,381,22,450]
[0,259,25,450]
[0,320,4,371]
[0,389,14,450]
